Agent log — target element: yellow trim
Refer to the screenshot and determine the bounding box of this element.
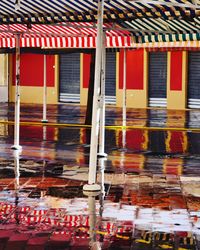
[116,51,122,107]
[0,54,8,86]
[167,51,171,107]
[8,54,13,102]
[55,55,59,103]
[182,51,188,108]
[80,53,88,105]
[144,49,148,107]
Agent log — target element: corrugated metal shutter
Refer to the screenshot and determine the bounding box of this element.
[148,52,167,107]
[59,53,80,103]
[105,52,116,104]
[188,52,200,109]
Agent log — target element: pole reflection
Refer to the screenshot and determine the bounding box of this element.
[14,150,20,225]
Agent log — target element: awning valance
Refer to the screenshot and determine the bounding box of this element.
[0,23,133,48]
[0,36,133,48]
[0,1,200,47]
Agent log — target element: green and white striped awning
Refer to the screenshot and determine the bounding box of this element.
[118,16,200,42]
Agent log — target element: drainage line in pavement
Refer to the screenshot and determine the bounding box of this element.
[0,120,199,132]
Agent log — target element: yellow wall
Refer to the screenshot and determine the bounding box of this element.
[116,49,148,108]
[9,55,58,104]
[80,53,88,105]
[167,51,187,109]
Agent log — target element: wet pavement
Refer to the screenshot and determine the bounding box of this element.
[0,103,200,249]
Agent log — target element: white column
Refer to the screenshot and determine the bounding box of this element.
[122,49,127,148]
[11,33,22,150]
[83,0,104,191]
[98,31,107,158]
[42,54,48,123]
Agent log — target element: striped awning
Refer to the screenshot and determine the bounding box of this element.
[0,0,200,24]
[118,16,200,43]
[0,23,133,48]
[0,1,200,46]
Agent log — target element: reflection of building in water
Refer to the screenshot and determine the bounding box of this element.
[0,124,8,137]
[117,129,148,151]
[113,129,148,172]
[164,131,187,175]
[167,110,186,128]
[112,154,145,173]
[163,158,183,175]
[166,131,187,154]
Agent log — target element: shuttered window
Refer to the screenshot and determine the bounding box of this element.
[188,52,200,108]
[148,52,167,107]
[105,52,116,104]
[59,53,80,103]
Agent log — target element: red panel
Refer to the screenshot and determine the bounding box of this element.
[83,53,91,88]
[119,49,144,90]
[170,51,182,91]
[12,54,55,87]
[119,49,124,89]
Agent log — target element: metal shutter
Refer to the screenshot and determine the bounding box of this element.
[59,53,80,103]
[148,52,167,107]
[105,52,116,104]
[188,52,200,108]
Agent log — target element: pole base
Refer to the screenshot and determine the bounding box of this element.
[11,145,22,151]
[41,120,48,123]
[97,152,107,158]
[83,184,101,197]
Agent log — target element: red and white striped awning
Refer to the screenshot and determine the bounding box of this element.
[0,23,133,48]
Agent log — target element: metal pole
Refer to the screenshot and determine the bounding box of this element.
[98,31,107,158]
[83,0,104,191]
[42,54,48,123]
[122,49,127,148]
[11,33,22,150]
[88,196,97,247]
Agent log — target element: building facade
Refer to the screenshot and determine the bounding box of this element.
[2,48,200,109]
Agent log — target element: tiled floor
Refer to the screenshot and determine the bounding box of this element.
[0,103,200,249]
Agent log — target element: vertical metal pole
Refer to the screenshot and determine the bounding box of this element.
[122,49,127,148]
[42,54,48,123]
[83,0,104,191]
[11,33,22,150]
[98,31,107,158]
[88,196,97,247]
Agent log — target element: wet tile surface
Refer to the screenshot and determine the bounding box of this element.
[0,104,200,249]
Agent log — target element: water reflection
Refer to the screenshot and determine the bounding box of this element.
[2,124,200,176]
[0,155,198,248]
